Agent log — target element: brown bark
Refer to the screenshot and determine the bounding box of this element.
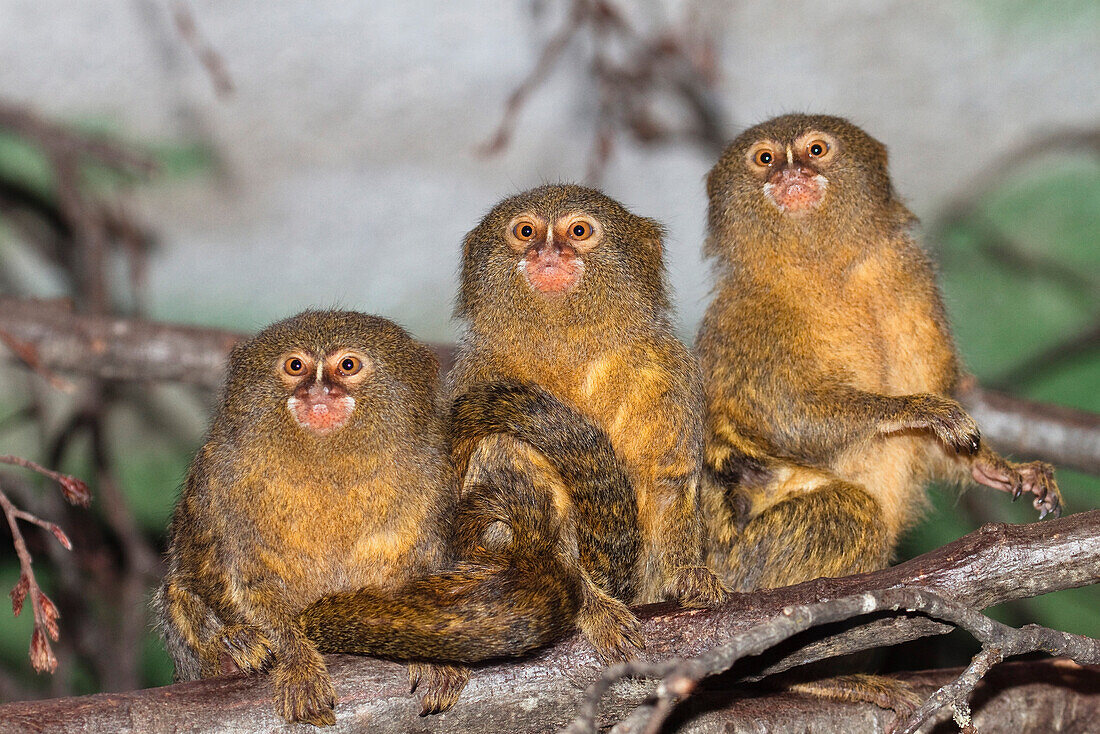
[652,661,1100,734]
[2,662,1097,734]
[0,297,244,389]
[0,511,1096,733]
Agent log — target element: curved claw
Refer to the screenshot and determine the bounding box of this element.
[272,655,337,726]
[218,624,274,674]
[577,589,645,665]
[670,565,730,608]
[972,456,1061,521]
[409,663,469,715]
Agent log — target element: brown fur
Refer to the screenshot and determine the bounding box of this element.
[300,377,643,670]
[154,311,585,725]
[697,114,1061,591]
[155,310,454,725]
[451,184,728,628]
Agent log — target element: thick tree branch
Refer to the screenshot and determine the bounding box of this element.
[1,298,1097,473]
[0,298,244,389]
[0,511,1096,732]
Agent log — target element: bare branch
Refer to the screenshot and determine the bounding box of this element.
[477,1,584,157]
[0,511,1095,731]
[479,0,727,181]
[957,376,1100,475]
[171,1,235,97]
[612,661,1100,734]
[0,455,91,508]
[0,298,245,389]
[2,299,1096,473]
[0,328,76,393]
[567,588,1100,734]
[897,646,1002,734]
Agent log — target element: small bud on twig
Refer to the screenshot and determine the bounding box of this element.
[58,475,91,507]
[29,626,58,674]
[10,573,29,617]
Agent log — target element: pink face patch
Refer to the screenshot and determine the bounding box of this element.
[521,246,584,294]
[764,167,827,213]
[287,392,355,435]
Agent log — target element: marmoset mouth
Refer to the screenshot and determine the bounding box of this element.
[763,167,828,214]
[519,246,585,294]
[287,390,355,435]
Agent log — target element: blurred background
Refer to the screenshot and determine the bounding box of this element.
[0,0,1096,700]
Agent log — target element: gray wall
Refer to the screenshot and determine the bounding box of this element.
[1,0,1096,340]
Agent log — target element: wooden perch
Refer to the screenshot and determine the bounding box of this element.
[1,297,1098,474]
[1,510,1096,733]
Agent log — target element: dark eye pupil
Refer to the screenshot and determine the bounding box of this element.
[342,359,354,371]
[760,152,771,163]
[573,225,585,237]
[290,359,301,371]
[521,225,532,237]
[811,144,823,155]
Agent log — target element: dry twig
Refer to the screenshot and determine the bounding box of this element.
[479,0,726,181]
[171,1,235,97]
[0,328,75,393]
[0,456,90,674]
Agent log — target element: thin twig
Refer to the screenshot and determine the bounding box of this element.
[171,1,235,97]
[0,456,91,507]
[0,473,80,674]
[896,646,1002,734]
[477,0,585,156]
[478,0,727,180]
[0,328,76,393]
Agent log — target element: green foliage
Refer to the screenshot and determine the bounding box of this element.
[141,627,175,689]
[908,153,1100,649]
[971,0,1100,32]
[938,157,1100,379]
[111,443,192,532]
[0,119,215,205]
[0,131,54,199]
